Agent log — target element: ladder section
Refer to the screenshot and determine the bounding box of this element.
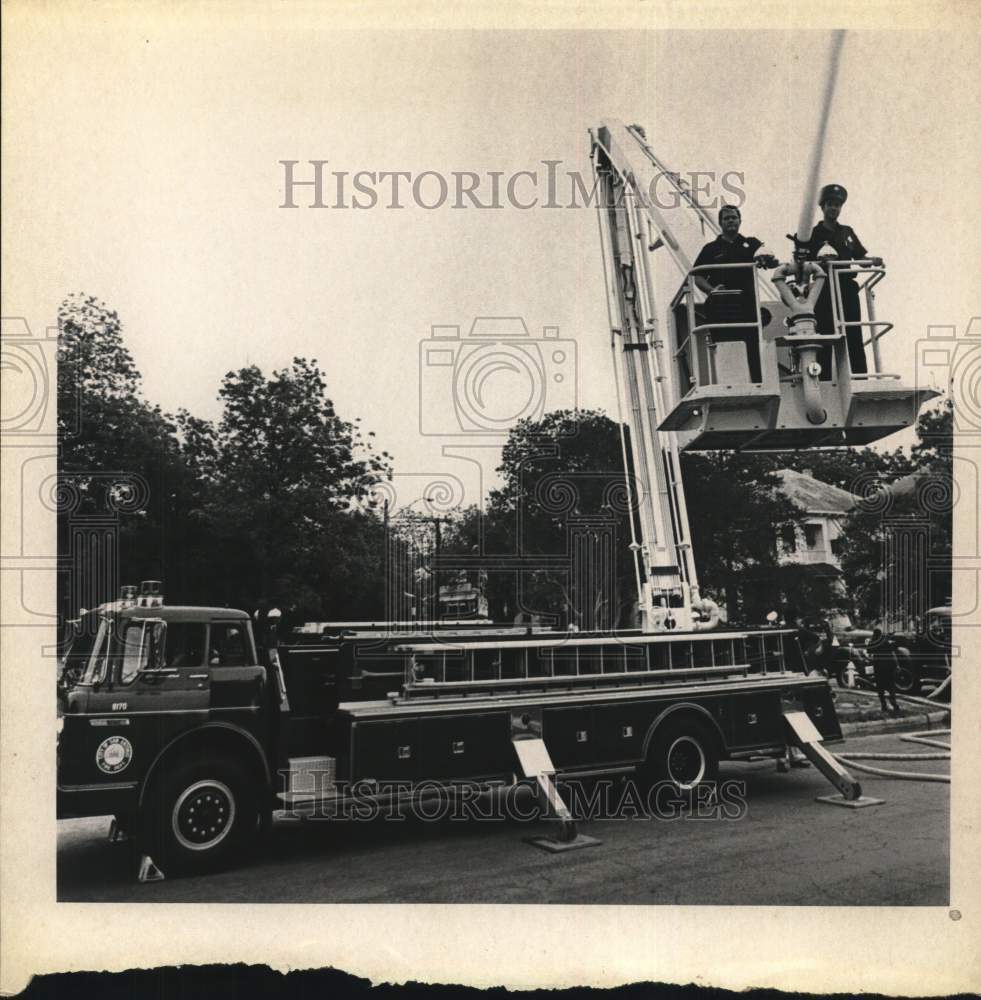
[396,629,794,700]
[594,148,696,630]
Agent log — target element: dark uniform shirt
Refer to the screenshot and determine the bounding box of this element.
[805,220,871,374]
[806,220,867,262]
[693,234,763,296]
[691,233,765,383]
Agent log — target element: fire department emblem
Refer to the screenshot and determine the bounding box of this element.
[96,736,133,774]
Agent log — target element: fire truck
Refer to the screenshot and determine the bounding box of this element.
[57,55,939,877]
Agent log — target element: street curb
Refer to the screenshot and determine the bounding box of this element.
[840,709,950,739]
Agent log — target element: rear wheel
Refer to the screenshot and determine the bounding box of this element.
[893,649,921,696]
[142,759,258,877]
[642,717,720,796]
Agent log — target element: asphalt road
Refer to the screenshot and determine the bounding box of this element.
[57,731,949,905]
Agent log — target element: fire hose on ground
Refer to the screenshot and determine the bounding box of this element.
[825,676,951,782]
[831,727,951,784]
[924,672,951,700]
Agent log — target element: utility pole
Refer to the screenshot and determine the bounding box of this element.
[425,496,445,618]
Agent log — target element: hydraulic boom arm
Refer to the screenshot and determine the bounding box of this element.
[591,121,739,632]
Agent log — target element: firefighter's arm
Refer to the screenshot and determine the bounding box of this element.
[692,274,720,295]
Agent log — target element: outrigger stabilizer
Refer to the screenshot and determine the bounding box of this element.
[511,709,601,853]
[782,708,883,809]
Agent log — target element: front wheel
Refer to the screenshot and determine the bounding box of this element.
[142,759,258,877]
[643,718,720,795]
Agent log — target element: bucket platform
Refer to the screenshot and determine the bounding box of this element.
[659,263,939,452]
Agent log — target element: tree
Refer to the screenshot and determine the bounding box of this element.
[680,452,803,618]
[486,410,638,627]
[190,357,393,613]
[57,294,188,618]
[448,409,807,626]
[57,296,397,622]
[839,400,953,625]
[749,446,915,494]
[58,293,182,490]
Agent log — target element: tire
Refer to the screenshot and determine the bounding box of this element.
[142,758,257,877]
[643,717,720,795]
[893,649,921,696]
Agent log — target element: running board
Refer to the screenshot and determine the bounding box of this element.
[782,710,883,808]
[512,711,600,852]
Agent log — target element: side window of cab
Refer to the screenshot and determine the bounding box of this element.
[165,623,207,669]
[120,621,208,683]
[208,623,252,667]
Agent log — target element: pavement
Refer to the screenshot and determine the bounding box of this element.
[57,731,949,906]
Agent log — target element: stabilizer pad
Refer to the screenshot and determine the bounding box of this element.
[814,794,884,809]
[524,833,602,853]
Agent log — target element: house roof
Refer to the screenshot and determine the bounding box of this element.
[775,468,859,515]
[889,472,922,496]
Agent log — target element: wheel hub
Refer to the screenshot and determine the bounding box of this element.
[173,780,236,851]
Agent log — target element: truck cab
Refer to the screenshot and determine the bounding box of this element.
[57,583,279,873]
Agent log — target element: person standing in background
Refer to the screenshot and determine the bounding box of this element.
[867,626,901,715]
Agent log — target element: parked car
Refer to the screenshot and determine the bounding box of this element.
[888,605,952,695]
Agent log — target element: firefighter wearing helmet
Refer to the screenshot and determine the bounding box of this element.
[805,184,884,379]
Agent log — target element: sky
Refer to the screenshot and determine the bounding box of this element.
[5,20,980,513]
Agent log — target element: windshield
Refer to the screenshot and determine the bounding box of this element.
[60,615,100,688]
[78,617,111,685]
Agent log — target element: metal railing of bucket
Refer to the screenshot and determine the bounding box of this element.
[825,259,896,379]
[671,262,767,391]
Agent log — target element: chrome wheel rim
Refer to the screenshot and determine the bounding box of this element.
[666,736,706,789]
[172,780,236,851]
